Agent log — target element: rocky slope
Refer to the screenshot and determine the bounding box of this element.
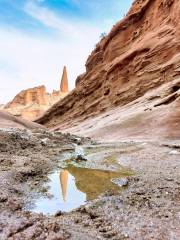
[37,0,180,140]
[4,67,69,121]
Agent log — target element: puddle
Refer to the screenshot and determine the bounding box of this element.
[29,164,130,215]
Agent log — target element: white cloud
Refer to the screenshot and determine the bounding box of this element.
[24,1,100,39]
[0,2,102,103]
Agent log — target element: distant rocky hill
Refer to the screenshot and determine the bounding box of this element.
[0,104,4,110]
[3,66,69,121]
[37,0,180,140]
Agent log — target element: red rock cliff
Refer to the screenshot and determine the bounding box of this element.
[36,0,180,140]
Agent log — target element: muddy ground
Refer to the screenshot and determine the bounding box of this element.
[0,128,179,240]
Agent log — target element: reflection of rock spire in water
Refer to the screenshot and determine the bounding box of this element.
[59,170,68,201]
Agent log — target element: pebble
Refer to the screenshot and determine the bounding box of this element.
[54,210,63,217]
[111,178,129,187]
[169,150,180,155]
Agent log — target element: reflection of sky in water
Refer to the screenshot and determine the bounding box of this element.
[33,171,86,215]
[31,165,130,215]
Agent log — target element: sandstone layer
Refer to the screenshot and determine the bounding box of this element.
[4,67,69,121]
[37,0,180,140]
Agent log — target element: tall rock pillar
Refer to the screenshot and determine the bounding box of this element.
[60,66,69,93]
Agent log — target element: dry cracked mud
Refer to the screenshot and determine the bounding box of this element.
[0,128,179,240]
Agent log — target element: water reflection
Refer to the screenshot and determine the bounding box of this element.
[31,164,130,214]
[59,170,68,201]
[63,164,126,201]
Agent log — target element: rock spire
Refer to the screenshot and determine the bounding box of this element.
[60,66,69,93]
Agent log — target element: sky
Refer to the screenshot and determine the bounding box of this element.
[0,0,133,103]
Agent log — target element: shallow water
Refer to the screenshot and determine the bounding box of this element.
[31,164,130,215]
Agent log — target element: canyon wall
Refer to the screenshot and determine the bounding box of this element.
[36,0,180,140]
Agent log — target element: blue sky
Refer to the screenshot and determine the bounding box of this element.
[0,0,133,103]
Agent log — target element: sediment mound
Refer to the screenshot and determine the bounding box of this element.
[36,0,180,140]
[0,110,45,129]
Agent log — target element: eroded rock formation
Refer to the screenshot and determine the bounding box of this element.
[4,67,69,120]
[60,66,69,93]
[37,0,180,140]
